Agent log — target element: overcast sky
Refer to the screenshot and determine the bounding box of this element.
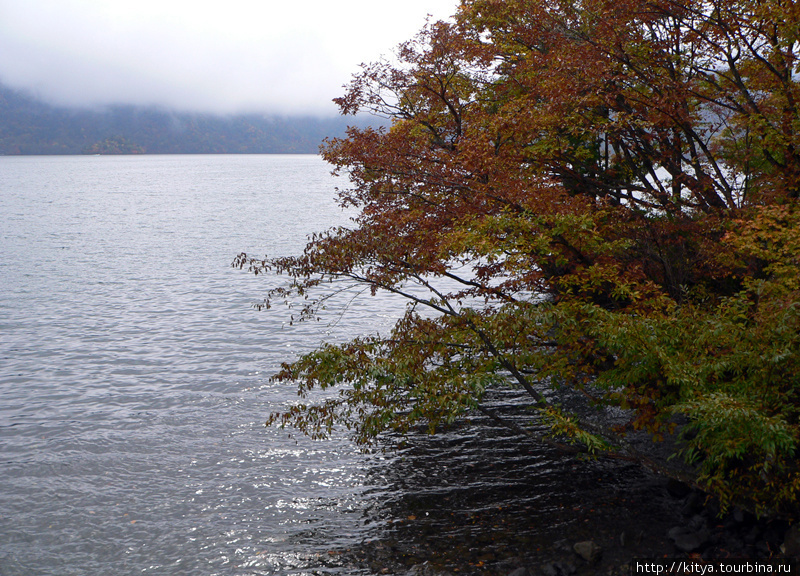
[0,0,458,116]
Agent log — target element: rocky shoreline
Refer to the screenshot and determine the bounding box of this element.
[336,477,797,575]
[316,390,799,576]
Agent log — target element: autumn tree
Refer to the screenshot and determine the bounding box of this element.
[236,0,800,515]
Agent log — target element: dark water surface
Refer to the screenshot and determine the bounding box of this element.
[0,155,683,576]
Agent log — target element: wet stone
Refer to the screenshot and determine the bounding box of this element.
[573,540,602,564]
[668,526,709,553]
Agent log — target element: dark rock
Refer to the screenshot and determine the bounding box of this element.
[573,540,602,564]
[704,498,721,519]
[541,564,558,576]
[782,524,800,556]
[763,523,789,548]
[755,541,772,556]
[681,492,705,517]
[666,479,692,498]
[410,562,453,576]
[668,526,709,553]
[506,567,530,576]
[553,539,573,554]
[722,536,745,553]
[744,525,762,545]
[541,561,576,576]
[688,514,707,532]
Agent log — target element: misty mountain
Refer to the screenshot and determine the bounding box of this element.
[0,83,371,155]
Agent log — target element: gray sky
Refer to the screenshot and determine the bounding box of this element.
[0,0,457,115]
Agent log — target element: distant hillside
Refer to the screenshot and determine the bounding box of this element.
[0,83,371,155]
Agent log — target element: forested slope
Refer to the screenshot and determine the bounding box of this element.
[0,82,365,154]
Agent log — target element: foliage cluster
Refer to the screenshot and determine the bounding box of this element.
[237,0,800,515]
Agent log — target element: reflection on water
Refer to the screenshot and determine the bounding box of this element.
[351,390,685,575]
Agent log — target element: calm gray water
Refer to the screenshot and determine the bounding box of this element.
[0,155,403,575]
[0,154,683,576]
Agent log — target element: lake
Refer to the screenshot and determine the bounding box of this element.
[0,154,684,576]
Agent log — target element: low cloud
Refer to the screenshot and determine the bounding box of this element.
[0,0,456,115]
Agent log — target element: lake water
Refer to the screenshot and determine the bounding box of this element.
[0,155,683,576]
